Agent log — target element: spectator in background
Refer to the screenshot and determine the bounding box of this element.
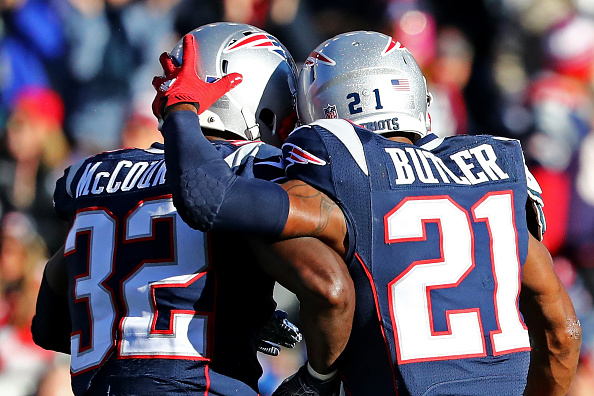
[119,110,162,149]
[34,360,74,396]
[0,86,70,254]
[521,73,590,257]
[0,0,65,126]
[424,26,473,137]
[52,0,179,155]
[388,4,473,137]
[567,126,594,303]
[173,0,321,65]
[539,13,594,299]
[0,212,56,396]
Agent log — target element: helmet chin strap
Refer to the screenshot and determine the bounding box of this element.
[241,107,260,140]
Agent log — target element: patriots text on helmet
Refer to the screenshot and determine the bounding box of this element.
[360,117,400,132]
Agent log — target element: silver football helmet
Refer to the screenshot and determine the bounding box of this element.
[170,22,298,145]
[298,31,432,139]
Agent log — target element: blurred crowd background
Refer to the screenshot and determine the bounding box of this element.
[1,0,594,395]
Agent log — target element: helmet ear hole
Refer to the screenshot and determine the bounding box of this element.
[259,108,276,132]
[222,60,229,74]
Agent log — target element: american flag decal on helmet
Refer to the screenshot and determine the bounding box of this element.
[382,38,405,56]
[284,143,327,168]
[224,33,288,59]
[391,78,410,91]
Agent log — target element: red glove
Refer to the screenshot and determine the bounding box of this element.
[151,34,243,120]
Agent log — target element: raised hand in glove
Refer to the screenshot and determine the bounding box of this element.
[258,310,302,356]
[151,34,243,120]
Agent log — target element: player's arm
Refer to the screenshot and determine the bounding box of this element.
[153,34,348,256]
[31,245,71,354]
[161,107,348,256]
[520,233,581,396]
[250,236,354,373]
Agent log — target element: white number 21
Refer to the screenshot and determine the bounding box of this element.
[385,192,530,364]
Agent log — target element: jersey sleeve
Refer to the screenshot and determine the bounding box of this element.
[53,167,75,222]
[282,124,357,260]
[161,110,289,236]
[53,156,91,222]
[282,125,336,198]
[494,136,547,241]
[31,271,71,354]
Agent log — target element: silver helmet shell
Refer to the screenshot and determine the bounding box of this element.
[170,22,298,145]
[298,31,432,139]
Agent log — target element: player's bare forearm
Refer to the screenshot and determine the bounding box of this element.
[521,293,581,396]
[250,236,355,373]
[521,235,581,396]
[282,180,348,257]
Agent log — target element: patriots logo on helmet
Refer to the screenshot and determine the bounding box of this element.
[224,33,288,60]
[324,105,338,119]
[304,51,336,67]
[382,38,406,56]
[284,143,327,169]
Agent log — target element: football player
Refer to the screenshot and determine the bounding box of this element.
[153,30,582,396]
[31,22,353,396]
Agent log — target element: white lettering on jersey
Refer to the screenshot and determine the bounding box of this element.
[384,148,415,185]
[106,160,132,193]
[77,162,102,197]
[470,144,509,181]
[121,162,149,191]
[386,144,508,186]
[76,159,167,197]
[422,151,469,184]
[91,172,110,194]
[137,161,163,189]
[405,147,439,184]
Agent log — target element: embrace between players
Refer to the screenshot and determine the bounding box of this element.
[32,22,581,396]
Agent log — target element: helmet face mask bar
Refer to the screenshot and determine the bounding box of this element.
[297,31,432,140]
[170,22,298,146]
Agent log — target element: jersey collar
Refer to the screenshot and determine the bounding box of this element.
[416,133,443,150]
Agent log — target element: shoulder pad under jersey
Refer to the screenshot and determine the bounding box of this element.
[492,136,546,240]
[282,123,334,196]
[524,164,546,240]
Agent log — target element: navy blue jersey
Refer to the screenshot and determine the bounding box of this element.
[282,119,546,396]
[54,141,284,396]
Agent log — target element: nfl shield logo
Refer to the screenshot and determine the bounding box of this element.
[324,105,338,119]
